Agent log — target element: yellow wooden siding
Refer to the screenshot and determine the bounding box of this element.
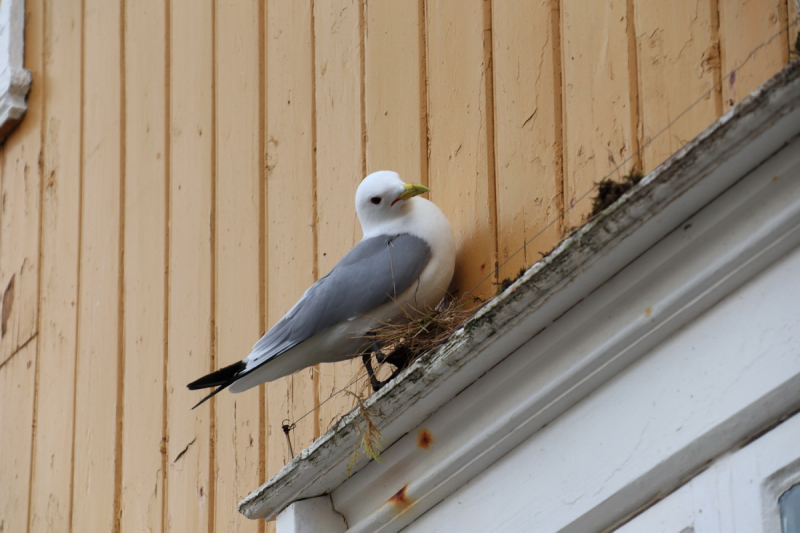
[71,1,123,531]
[166,0,214,531]
[364,0,427,184]
[28,0,82,530]
[119,0,167,530]
[314,0,367,449]
[561,0,637,230]
[0,14,44,533]
[426,0,498,300]
[635,0,722,174]
[492,0,564,279]
[0,341,36,533]
[214,0,264,531]
[264,5,318,530]
[0,0,794,531]
[718,0,790,112]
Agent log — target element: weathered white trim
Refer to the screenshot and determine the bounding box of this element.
[240,61,800,525]
[275,496,348,533]
[611,412,800,533]
[0,0,30,142]
[761,436,800,533]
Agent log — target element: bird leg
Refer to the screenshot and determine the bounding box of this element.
[362,335,414,393]
[362,352,384,393]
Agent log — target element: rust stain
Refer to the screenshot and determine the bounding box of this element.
[644,307,652,317]
[417,428,434,449]
[2,274,15,337]
[387,484,413,510]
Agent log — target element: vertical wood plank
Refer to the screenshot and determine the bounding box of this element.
[314,0,365,442]
[0,6,44,528]
[634,0,720,173]
[426,0,497,299]
[166,0,214,529]
[265,0,318,482]
[0,341,36,533]
[314,0,365,272]
[561,0,637,227]
[214,0,262,530]
[0,138,39,362]
[71,0,123,531]
[28,0,82,530]
[363,0,426,183]
[491,0,563,280]
[719,0,788,112]
[119,0,167,529]
[0,0,44,366]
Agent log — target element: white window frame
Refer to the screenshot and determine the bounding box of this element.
[0,0,31,142]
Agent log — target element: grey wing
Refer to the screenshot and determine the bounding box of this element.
[244,233,432,370]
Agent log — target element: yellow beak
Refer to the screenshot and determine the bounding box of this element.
[396,183,430,201]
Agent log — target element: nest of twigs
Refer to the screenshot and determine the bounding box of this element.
[364,299,477,370]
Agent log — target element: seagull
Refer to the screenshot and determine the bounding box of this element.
[188,170,456,408]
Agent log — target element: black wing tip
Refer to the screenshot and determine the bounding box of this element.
[191,384,228,409]
[188,360,248,409]
[187,360,247,390]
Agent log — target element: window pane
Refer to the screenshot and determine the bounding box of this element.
[781,484,800,533]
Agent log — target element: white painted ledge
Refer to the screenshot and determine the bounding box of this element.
[0,0,31,142]
[243,60,800,529]
[276,496,348,533]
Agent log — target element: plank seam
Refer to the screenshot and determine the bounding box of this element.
[626,0,642,173]
[483,0,499,283]
[710,0,723,117]
[26,0,47,527]
[161,1,171,532]
[113,1,127,530]
[416,0,429,187]
[67,0,86,529]
[778,0,791,64]
[358,0,367,180]
[555,0,568,237]
[421,0,431,188]
[209,0,218,530]
[310,0,321,442]
[258,1,267,529]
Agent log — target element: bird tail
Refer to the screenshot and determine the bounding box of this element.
[187,360,247,409]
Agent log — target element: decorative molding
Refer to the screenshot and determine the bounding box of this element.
[0,0,31,142]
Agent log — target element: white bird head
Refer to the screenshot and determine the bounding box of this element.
[355,171,430,234]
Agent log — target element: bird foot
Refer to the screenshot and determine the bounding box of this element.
[363,334,416,393]
[362,351,405,393]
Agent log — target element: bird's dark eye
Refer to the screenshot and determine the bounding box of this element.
[370,197,382,205]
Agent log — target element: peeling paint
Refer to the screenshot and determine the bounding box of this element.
[1,274,14,337]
